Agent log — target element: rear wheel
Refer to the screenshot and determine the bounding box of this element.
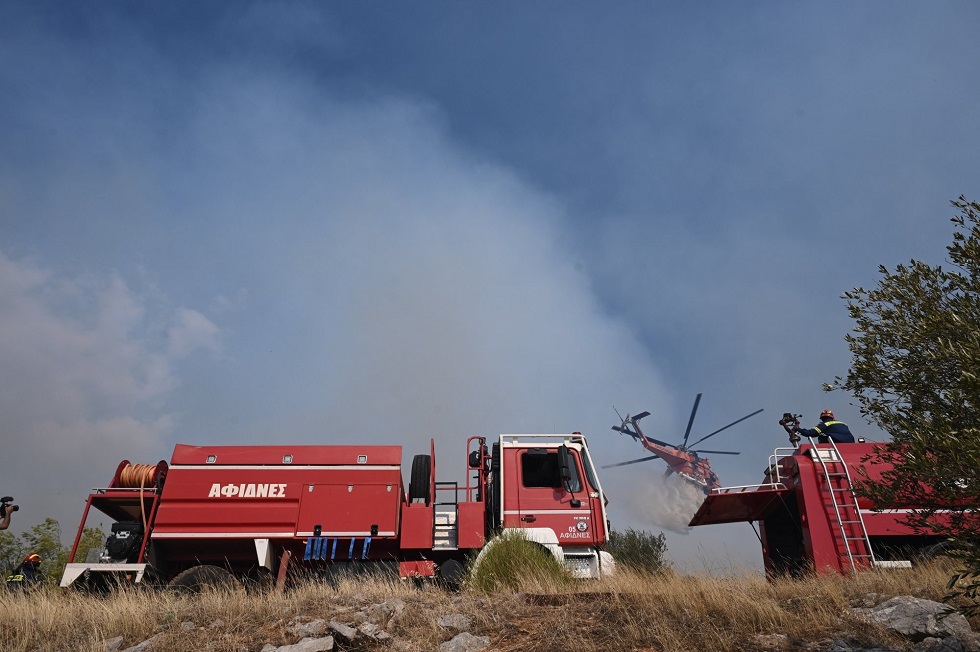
[437,558,466,590]
[168,565,240,593]
[408,454,432,506]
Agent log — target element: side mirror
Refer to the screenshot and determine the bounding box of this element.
[557,445,573,488]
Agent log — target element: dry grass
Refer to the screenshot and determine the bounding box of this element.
[0,559,972,652]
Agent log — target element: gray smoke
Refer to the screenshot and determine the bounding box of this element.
[622,471,707,534]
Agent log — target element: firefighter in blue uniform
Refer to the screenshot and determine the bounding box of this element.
[6,552,44,592]
[796,409,855,444]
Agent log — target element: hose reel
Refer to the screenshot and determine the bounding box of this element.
[107,460,167,560]
[117,463,163,488]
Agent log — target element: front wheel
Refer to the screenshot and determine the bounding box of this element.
[168,565,240,593]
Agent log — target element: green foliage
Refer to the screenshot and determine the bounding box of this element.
[75,526,108,564]
[0,530,21,574]
[0,519,105,587]
[832,196,980,613]
[467,531,570,592]
[605,528,669,574]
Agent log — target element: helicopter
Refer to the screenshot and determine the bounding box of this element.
[602,394,763,494]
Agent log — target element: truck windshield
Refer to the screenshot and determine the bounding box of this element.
[521,451,582,492]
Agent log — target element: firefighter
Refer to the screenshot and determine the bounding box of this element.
[796,409,855,444]
[7,552,44,591]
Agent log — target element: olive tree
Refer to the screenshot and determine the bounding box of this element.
[832,196,980,610]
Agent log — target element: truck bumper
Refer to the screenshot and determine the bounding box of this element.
[561,548,615,579]
[60,563,150,588]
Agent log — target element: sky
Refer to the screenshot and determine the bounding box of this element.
[1,1,978,573]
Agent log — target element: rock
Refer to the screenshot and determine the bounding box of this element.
[364,597,408,625]
[851,593,886,609]
[359,621,392,642]
[438,632,490,652]
[386,611,405,632]
[120,633,164,652]
[275,636,335,652]
[913,636,966,652]
[822,639,900,652]
[436,613,471,630]
[179,621,197,631]
[860,597,974,642]
[261,645,278,652]
[104,636,125,652]
[825,641,855,652]
[287,619,329,638]
[210,618,225,629]
[353,610,369,623]
[329,621,359,643]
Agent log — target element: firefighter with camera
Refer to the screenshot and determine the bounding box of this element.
[0,496,17,531]
[780,410,855,445]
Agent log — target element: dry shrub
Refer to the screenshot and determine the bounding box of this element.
[467,531,571,593]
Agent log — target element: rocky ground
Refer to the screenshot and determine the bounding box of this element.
[102,592,980,652]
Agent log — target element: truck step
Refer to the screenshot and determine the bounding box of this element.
[432,535,458,550]
[433,509,459,549]
[434,509,458,526]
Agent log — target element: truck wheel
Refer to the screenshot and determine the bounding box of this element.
[918,541,954,562]
[408,454,431,506]
[437,558,465,589]
[168,565,240,593]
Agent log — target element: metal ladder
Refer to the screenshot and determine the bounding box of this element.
[807,437,876,572]
[433,481,459,550]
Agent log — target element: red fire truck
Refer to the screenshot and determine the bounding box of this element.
[689,435,946,576]
[60,434,614,590]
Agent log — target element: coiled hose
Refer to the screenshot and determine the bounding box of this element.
[116,463,162,534]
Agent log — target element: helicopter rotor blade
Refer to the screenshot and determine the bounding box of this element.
[601,454,660,469]
[686,408,764,449]
[690,449,741,455]
[614,423,676,449]
[643,435,677,449]
[681,393,702,449]
[611,424,641,439]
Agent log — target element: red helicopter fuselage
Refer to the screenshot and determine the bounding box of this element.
[605,397,761,494]
[629,418,721,492]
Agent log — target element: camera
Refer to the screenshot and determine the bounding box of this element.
[778,412,801,426]
[1,496,19,519]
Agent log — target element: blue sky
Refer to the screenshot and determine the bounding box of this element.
[2,2,978,571]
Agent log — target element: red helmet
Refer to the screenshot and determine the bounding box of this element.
[820,409,834,420]
[24,552,41,565]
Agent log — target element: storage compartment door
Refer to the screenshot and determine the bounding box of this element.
[296,483,399,537]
